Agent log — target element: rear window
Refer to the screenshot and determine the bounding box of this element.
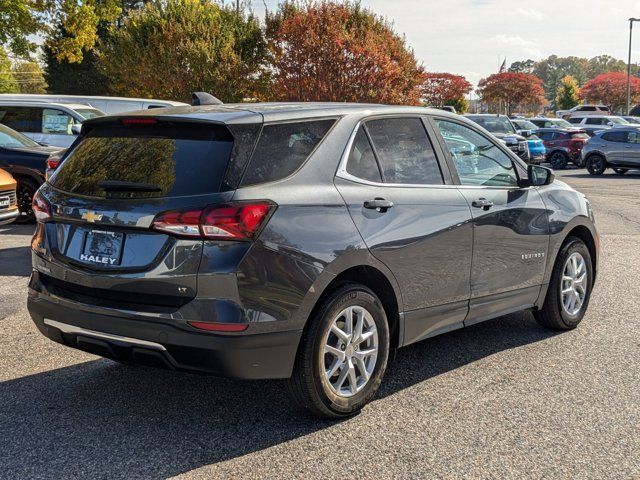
[51,123,233,198]
[240,120,334,186]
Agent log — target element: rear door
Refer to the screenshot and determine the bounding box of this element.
[601,131,627,164]
[431,117,549,322]
[624,131,640,165]
[335,116,473,345]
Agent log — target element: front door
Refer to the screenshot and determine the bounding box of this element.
[431,117,550,322]
[335,116,473,345]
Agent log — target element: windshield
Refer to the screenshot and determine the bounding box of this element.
[554,119,573,128]
[468,116,516,134]
[0,123,40,148]
[515,120,537,130]
[75,108,105,120]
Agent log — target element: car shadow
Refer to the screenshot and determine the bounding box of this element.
[559,170,640,178]
[0,311,557,479]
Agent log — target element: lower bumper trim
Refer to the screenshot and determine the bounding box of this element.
[44,318,167,351]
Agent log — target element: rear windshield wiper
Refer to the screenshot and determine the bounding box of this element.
[97,180,162,192]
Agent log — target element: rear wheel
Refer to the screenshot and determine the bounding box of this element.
[15,178,39,223]
[586,154,607,175]
[534,237,593,330]
[549,151,568,169]
[288,283,389,419]
[614,168,628,175]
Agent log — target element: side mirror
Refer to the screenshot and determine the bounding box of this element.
[527,164,555,187]
[607,122,614,127]
[71,124,81,135]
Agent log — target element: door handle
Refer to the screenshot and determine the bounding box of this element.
[625,146,632,149]
[364,198,394,212]
[472,198,494,210]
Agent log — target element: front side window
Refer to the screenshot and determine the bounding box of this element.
[346,127,382,182]
[568,118,583,124]
[434,119,518,187]
[240,120,335,186]
[365,117,443,185]
[42,109,76,134]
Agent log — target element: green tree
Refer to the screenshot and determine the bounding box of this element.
[0,0,46,57]
[98,0,270,102]
[0,47,18,93]
[12,60,47,93]
[444,97,468,114]
[555,75,580,110]
[508,59,535,74]
[587,55,627,78]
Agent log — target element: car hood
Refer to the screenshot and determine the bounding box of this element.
[3,145,61,156]
[492,132,525,144]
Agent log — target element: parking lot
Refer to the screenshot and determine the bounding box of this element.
[1,169,639,479]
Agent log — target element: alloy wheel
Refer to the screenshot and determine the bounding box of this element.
[321,305,379,398]
[561,252,588,316]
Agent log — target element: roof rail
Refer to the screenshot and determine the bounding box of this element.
[191,92,223,106]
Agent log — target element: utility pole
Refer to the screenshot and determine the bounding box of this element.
[626,18,639,115]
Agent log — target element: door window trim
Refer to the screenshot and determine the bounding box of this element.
[335,114,454,188]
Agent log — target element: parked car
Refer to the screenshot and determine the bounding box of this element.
[0,123,63,221]
[535,128,590,168]
[463,114,531,162]
[0,101,104,147]
[0,94,187,115]
[556,104,610,119]
[621,116,640,124]
[582,128,640,175]
[567,115,632,128]
[28,103,599,418]
[510,119,546,164]
[0,168,19,225]
[528,117,575,129]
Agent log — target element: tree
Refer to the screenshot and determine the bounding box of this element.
[266,1,425,104]
[0,47,18,93]
[12,60,47,93]
[0,0,46,57]
[477,72,546,115]
[445,97,468,114]
[555,75,580,111]
[532,55,589,107]
[587,55,627,78]
[508,59,535,74]
[420,72,472,108]
[98,0,270,102]
[580,72,640,113]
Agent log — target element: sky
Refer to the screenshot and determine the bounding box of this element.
[246,0,640,86]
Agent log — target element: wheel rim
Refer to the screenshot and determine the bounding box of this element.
[17,184,34,218]
[561,252,588,316]
[592,157,604,171]
[321,305,379,398]
[551,153,564,165]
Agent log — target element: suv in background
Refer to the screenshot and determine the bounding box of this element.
[556,104,611,119]
[528,117,575,129]
[464,114,531,163]
[511,119,546,164]
[582,128,640,175]
[567,115,634,137]
[536,128,590,168]
[0,101,104,147]
[29,103,598,418]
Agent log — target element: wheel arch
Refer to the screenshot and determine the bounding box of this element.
[563,225,598,282]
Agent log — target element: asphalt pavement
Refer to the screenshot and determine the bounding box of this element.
[1,169,639,479]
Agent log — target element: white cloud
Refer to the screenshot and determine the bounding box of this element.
[515,7,544,21]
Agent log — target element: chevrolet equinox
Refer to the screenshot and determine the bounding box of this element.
[28,103,599,418]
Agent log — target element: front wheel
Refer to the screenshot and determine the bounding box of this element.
[549,151,568,169]
[288,283,390,419]
[15,179,39,224]
[534,237,593,330]
[586,155,607,175]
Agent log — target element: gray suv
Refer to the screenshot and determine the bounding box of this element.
[583,127,640,175]
[28,103,599,418]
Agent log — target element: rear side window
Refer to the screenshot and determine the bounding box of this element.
[602,131,627,143]
[0,106,41,132]
[51,123,234,198]
[240,120,335,186]
[568,118,582,124]
[365,118,443,185]
[346,128,382,182]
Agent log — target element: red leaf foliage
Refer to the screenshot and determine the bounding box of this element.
[477,72,546,114]
[420,73,472,106]
[580,72,640,111]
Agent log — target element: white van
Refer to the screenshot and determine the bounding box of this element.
[0,94,187,115]
[0,101,104,147]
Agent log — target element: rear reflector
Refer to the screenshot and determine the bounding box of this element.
[188,321,249,332]
[151,201,275,240]
[121,118,158,126]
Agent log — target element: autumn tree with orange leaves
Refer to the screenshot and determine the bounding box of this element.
[477,72,546,114]
[580,72,640,112]
[420,72,472,111]
[266,1,425,104]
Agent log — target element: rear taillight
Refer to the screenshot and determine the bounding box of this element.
[32,190,52,222]
[151,201,275,240]
[46,154,62,171]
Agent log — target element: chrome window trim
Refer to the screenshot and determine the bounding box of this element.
[44,318,167,351]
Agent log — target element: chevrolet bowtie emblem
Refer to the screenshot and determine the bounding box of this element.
[81,211,103,223]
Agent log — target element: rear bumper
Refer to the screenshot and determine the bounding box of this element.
[28,274,302,379]
[0,207,19,225]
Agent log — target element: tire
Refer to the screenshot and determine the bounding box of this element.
[586,154,607,175]
[534,237,593,331]
[15,178,39,224]
[549,151,568,169]
[288,283,390,419]
[614,168,628,175]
